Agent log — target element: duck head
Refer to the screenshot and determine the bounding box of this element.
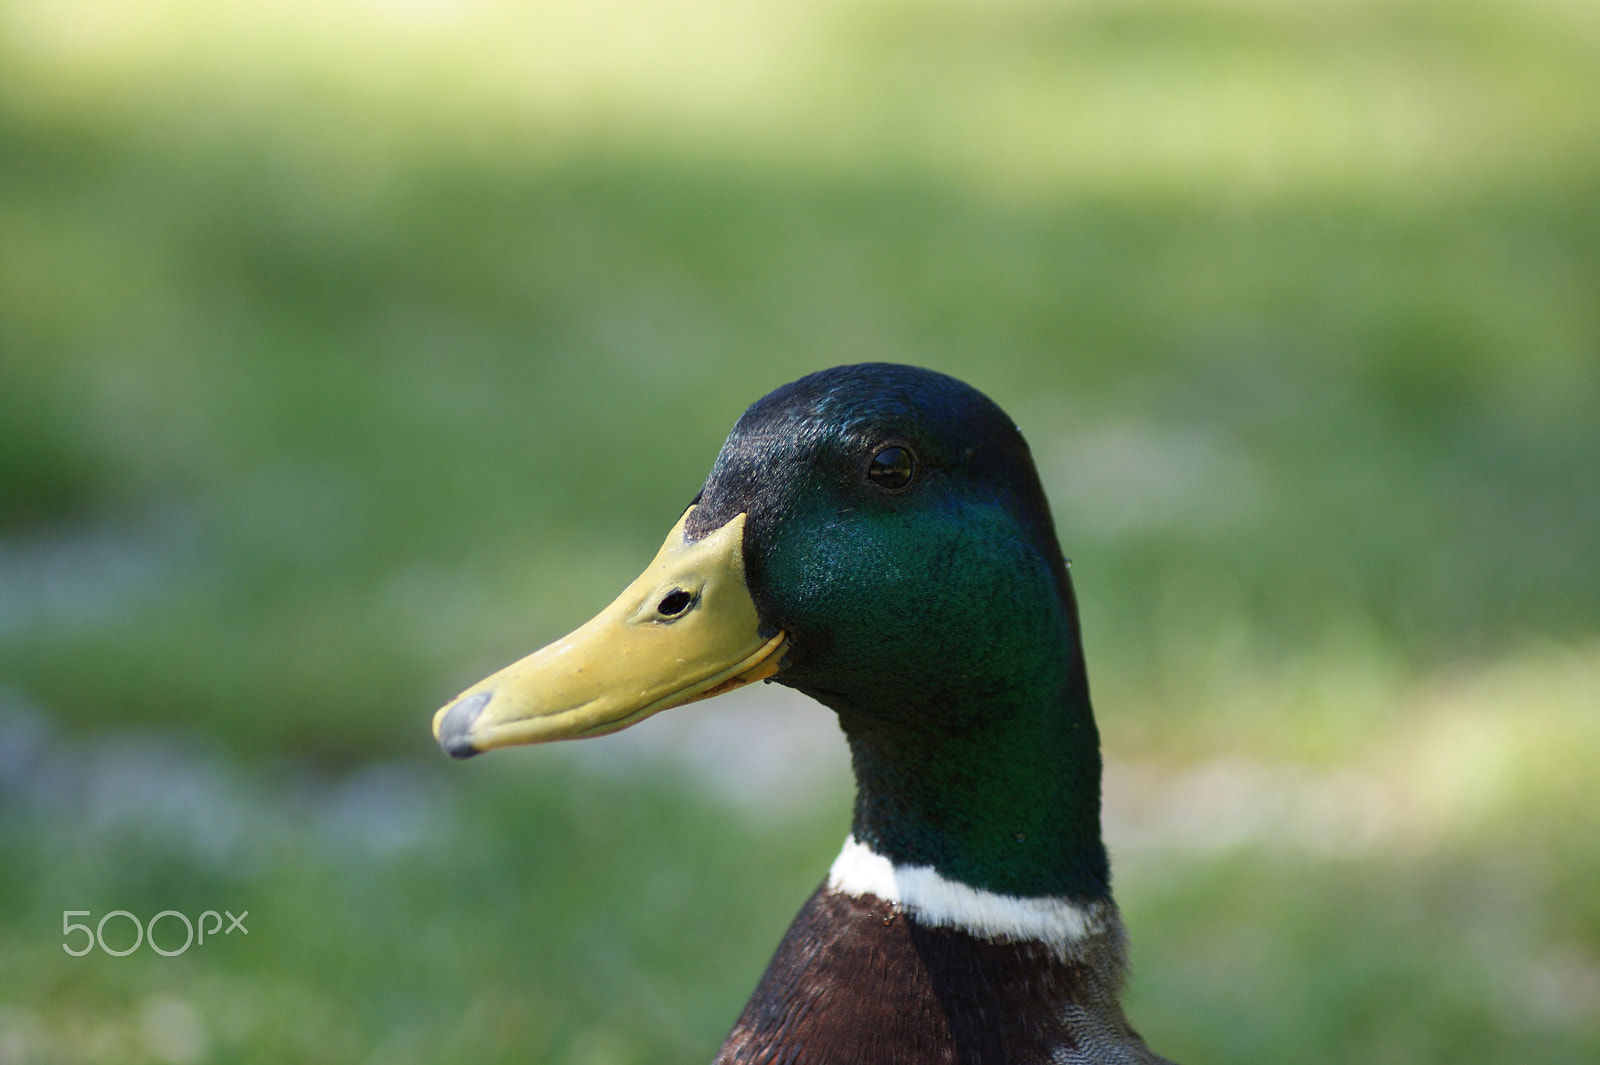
[434,363,1110,902]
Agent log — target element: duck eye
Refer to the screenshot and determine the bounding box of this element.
[867,446,916,491]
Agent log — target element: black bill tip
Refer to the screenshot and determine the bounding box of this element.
[437,691,491,759]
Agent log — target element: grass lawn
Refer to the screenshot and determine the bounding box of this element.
[2,0,1598,1061]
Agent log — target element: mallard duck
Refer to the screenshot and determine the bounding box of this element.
[434,363,1175,1064]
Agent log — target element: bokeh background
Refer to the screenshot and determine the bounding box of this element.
[3,0,1598,1062]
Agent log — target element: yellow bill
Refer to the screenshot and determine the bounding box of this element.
[433,509,786,757]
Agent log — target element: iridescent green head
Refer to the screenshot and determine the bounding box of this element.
[688,364,1108,901]
[436,363,1109,902]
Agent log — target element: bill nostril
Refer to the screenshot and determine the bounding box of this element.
[657,589,694,618]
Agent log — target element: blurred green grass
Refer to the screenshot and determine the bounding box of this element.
[2,0,1598,1061]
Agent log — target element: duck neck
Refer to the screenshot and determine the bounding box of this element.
[833,669,1111,903]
